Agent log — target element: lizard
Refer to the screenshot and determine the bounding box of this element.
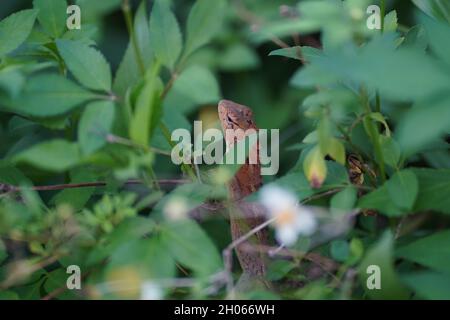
[217,99,269,280]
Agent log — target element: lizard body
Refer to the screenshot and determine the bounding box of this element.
[218,100,268,277]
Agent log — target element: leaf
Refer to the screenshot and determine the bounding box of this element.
[412,168,450,214]
[330,187,357,212]
[330,240,350,262]
[129,65,163,146]
[412,0,450,23]
[269,46,303,61]
[164,65,221,114]
[396,93,450,156]
[13,139,81,172]
[267,260,295,281]
[57,40,112,92]
[219,44,260,71]
[358,186,404,217]
[78,101,116,155]
[421,14,450,68]
[380,136,401,168]
[327,138,345,165]
[383,10,398,32]
[358,231,410,299]
[149,0,182,69]
[385,170,418,211]
[303,146,327,188]
[184,0,226,57]
[12,74,96,117]
[401,272,450,299]
[51,169,98,210]
[0,9,38,57]
[33,0,68,38]
[397,230,450,275]
[162,219,222,276]
[113,1,153,96]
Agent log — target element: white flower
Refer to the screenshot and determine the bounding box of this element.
[163,196,189,221]
[260,185,317,246]
[140,281,163,300]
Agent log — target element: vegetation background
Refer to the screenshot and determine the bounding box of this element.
[0,0,449,300]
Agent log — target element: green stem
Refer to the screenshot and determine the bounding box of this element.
[122,0,145,76]
[380,0,386,33]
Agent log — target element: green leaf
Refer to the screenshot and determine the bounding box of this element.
[51,169,98,210]
[330,240,350,262]
[397,230,450,275]
[327,138,345,165]
[267,260,295,281]
[113,1,153,96]
[412,168,450,214]
[396,93,450,156]
[383,10,398,32]
[162,219,222,276]
[164,65,221,114]
[412,0,450,23]
[401,272,450,299]
[184,0,226,57]
[0,9,38,57]
[358,186,404,217]
[380,136,401,168]
[57,40,112,92]
[12,74,96,117]
[358,231,410,299]
[330,187,357,212]
[219,44,260,71]
[33,0,68,38]
[421,14,450,68]
[79,101,115,155]
[129,65,163,146]
[385,170,418,211]
[269,46,303,61]
[13,139,81,172]
[149,0,182,69]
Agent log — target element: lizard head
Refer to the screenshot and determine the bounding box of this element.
[218,99,255,131]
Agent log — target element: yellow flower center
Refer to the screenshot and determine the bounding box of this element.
[276,209,296,226]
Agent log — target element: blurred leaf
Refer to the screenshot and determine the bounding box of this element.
[75,0,121,20]
[397,230,450,275]
[401,272,450,299]
[108,237,175,279]
[51,168,98,210]
[269,46,303,61]
[164,65,221,114]
[330,240,349,262]
[303,146,327,188]
[184,0,226,57]
[267,260,295,281]
[219,44,260,71]
[385,170,418,211]
[79,101,116,155]
[330,187,357,212]
[358,186,404,217]
[57,40,112,92]
[0,9,38,57]
[380,136,401,168]
[412,168,450,214]
[13,139,81,172]
[0,291,19,300]
[12,74,96,117]
[421,14,450,68]
[383,10,398,32]
[44,269,79,299]
[402,25,427,50]
[162,219,222,275]
[358,231,410,299]
[412,0,450,23]
[327,138,345,165]
[149,0,182,69]
[113,1,153,96]
[129,66,163,146]
[396,93,450,156]
[33,0,68,38]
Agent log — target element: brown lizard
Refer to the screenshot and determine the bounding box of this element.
[218,100,268,278]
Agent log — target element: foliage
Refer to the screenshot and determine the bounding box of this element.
[0,0,449,300]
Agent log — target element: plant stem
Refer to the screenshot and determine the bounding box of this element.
[122,0,145,76]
